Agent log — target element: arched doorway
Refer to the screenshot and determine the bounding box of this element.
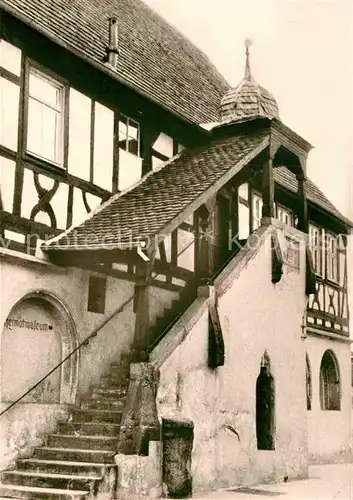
[256,351,275,450]
[320,350,340,411]
[1,291,78,404]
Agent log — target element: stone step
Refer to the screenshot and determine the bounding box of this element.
[70,408,123,423]
[16,459,108,477]
[80,399,125,411]
[91,387,127,399]
[46,435,118,452]
[99,375,127,389]
[33,447,115,464]
[0,484,89,499]
[1,470,99,492]
[57,421,120,437]
[110,361,130,372]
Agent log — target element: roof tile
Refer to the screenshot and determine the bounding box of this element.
[4,0,229,124]
[45,136,351,253]
[45,131,269,251]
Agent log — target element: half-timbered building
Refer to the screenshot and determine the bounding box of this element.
[0,0,351,498]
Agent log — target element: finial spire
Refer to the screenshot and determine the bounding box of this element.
[244,38,252,81]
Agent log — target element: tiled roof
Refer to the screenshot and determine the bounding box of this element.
[44,131,270,251]
[274,167,351,225]
[45,137,351,253]
[220,81,279,124]
[3,0,229,124]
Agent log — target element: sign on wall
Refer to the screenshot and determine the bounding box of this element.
[2,299,61,403]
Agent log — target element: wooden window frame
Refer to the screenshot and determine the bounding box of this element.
[24,60,69,171]
[276,203,293,226]
[251,190,263,232]
[309,224,323,277]
[119,114,140,157]
[325,231,339,284]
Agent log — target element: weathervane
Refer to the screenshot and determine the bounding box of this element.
[244,38,253,81]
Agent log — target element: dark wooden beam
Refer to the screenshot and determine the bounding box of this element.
[195,204,214,283]
[306,248,317,296]
[140,122,160,176]
[23,159,111,199]
[89,100,95,183]
[230,190,239,248]
[262,156,275,219]
[112,109,120,193]
[158,240,168,265]
[297,174,309,234]
[49,248,139,267]
[0,146,17,162]
[171,230,178,265]
[13,53,27,216]
[1,211,61,240]
[0,66,20,85]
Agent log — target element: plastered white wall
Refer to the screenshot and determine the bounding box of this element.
[156,226,310,492]
[306,334,352,462]
[0,252,177,470]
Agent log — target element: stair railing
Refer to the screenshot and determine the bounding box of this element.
[0,293,134,418]
[0,238,197,418]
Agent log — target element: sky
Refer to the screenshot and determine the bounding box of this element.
[144,0,353,219]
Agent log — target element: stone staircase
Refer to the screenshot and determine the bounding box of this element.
[0,358,130,499]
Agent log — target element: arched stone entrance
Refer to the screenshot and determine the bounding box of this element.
[1,291,78,404]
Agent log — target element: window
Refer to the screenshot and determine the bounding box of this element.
[277,204,293,226]
[252,193,263,230]
[306,354,312,411]
[309,225,322,276]
[27,68,65,166]
[325,233,338,282]
[87,275,107,314]
[256,351,275,450]
[119,114,140,156]
[118,114,142,191]
[320,350,340,411]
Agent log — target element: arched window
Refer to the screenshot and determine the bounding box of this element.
[320,350,340,411]
[306,354,312,410]
[256,351,275,450]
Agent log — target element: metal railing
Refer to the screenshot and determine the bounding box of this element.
[0,238,197,418]
[0,294,134,417]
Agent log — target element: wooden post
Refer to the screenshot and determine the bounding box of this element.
[140,123,160,177]
[132,252,155,361]
[196,205,213,284]
[261,156,275,219]
[297,174,309,234]
[112,109,120,193]
[133,282,150,359]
